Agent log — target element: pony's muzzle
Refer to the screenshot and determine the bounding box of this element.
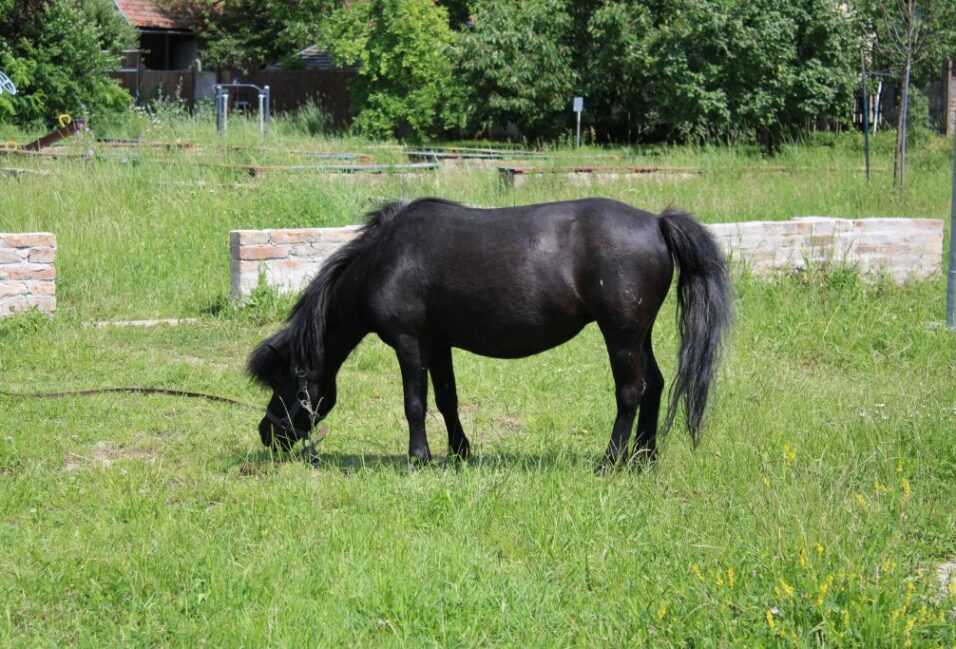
[258,417,274,447]
[259,415,304,451]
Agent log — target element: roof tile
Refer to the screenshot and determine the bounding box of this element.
[114,0,189,30]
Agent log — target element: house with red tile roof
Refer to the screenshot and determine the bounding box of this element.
[113,0,198,70]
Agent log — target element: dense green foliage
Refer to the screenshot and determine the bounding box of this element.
[0,0,133,127]
[155,0,326,70]
[320,0,859,142]
[451,0,577,140]
[0,127,954,644]
[322,0,457,139]
[457,0,857,144]
[6,0,951,143]
[153,0,856,141]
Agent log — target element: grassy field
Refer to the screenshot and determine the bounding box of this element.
[1,119,955,645]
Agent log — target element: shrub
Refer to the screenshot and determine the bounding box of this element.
[322,0,457,140]
[0,0,134,128]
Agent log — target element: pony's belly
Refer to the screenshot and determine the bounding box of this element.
[443,316,589,359]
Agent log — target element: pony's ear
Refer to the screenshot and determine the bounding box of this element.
[247,331,289,386]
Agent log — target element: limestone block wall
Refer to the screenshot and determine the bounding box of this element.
[230,225,361,299]
[230,217,943,298]
[709,217,943,282]
[0,232,56,317]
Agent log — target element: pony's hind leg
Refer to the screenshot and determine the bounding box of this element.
[631,333,664,467]
[598,325,648,472]
[429,347,471,460]
[395,337,432,465]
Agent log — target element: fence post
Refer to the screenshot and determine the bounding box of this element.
[947,127,956,328]
[258,92,267,135]
[215,85,223,135]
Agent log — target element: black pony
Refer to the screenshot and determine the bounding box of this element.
[248,198,732,469]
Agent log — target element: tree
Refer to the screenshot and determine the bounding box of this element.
[580,1,653,141]
[453,0,577,140]
[155,0,327,70]
[578,0,856,146]
[321,0,457,140]
[857,0,956,193]
[0,0,134,127]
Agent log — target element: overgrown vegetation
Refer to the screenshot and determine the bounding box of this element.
[0,130,954,643]
[0,0,133,127]
[6,0,955,144]
[322,0,457,139]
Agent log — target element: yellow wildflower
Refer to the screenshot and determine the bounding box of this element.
[874,480,889,494]
[799,547,807,569]
[766,609,777,631]
[783,442,797,463]
[691,563,704,581]
[816,543,824,557]
[763,476,771,488]
[902,615,915,647]
[896,459,904,473]
[901,478,911,503]
[727,568,736,588]
[657,603,668,621]
[843,608,850,627]
[817,574,834,607]
[779,577,796,598]
[854,493,868,510]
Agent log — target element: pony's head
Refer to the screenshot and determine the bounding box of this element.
[247,331,334,450]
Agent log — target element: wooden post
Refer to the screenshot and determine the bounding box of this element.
[944,57,954,137]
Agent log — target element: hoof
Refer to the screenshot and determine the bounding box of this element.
[594,461,619,476]
[300,445,321,467]
[449,439,471,461]
[408,448,432,468]
[629,449,657,472]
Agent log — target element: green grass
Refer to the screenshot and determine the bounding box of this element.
[1,120,955,645]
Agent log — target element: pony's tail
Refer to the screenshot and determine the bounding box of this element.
[658,208,733,446]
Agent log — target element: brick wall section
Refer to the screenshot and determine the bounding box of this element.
[230,218,944,298]
[0,233,56,317]
[230,225,361,299]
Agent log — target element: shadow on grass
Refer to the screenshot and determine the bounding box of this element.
[225,447,601,475]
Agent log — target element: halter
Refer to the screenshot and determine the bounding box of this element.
[264,367,323,461]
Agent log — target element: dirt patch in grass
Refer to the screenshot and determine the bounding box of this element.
[453,401,525,443]
[64,441,157,471]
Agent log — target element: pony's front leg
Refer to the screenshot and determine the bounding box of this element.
[396,338,432,465]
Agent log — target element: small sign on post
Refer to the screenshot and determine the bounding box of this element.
[573,96,583,148]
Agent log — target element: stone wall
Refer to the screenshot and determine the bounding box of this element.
[230,225,361,299]
[230,217,944,299]
[0,233,56,317]
[709,217,943,282]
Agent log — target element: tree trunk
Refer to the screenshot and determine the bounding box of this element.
[894,8,915,196]
[900,54,911,195]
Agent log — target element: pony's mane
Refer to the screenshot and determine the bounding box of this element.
[285,200,412,371]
